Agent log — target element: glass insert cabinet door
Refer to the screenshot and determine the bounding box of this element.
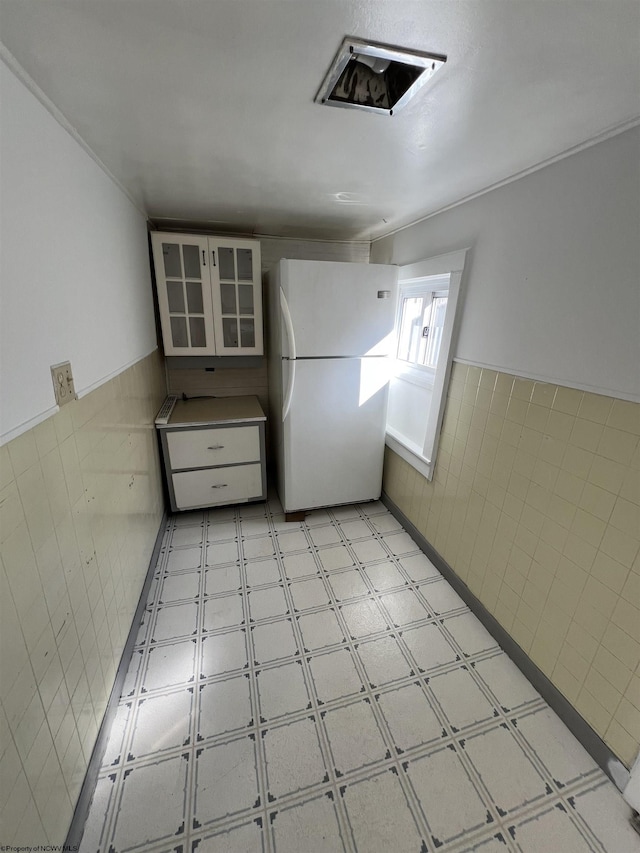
[151,234,217,355]
[210,238,263,355]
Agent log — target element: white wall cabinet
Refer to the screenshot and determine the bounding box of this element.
[151,232,263,356]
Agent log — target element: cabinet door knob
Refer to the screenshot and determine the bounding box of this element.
[207,445,225,450]
[211,250,216,267]
[211,484,228,489]
[202,249,206,266]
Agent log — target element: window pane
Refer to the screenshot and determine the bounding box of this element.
[240,319,255,348]
[170,316,188,347]
[238,284,254,315]
[189,317,206,347]
[220,283,236,314]
[167,281,184,313]
[222,317,238,347]
[425,296,447,368]
[219,248,235,280]
[162,243,181,278]
[237,249,253,281]
[182,244,201,279]
[186,281,204,314]
[397,296,424,363]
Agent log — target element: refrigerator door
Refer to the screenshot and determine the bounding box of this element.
[281,357,391,513]
[280,259,397,358]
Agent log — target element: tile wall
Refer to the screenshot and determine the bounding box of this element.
[383,362,640,768]
[0,350,166,846]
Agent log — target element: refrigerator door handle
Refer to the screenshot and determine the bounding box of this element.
[280,288,297,421]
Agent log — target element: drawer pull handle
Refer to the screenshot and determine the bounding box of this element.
[211,484,228,489]
[207,445,225,450]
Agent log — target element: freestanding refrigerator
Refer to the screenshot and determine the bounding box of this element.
[267,259,398,514]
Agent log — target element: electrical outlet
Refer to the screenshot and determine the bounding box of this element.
[51,361,76,407]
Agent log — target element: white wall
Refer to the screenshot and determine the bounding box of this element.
[371,127,640,401]
[0,60,158,442]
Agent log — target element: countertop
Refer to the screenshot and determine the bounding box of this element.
[157,395,266,428]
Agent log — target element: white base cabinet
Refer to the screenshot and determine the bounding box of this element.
[156,396,266,512]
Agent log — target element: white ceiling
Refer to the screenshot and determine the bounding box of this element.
[1,0,639,241]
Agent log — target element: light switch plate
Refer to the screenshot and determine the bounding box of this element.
[51,361,76,407]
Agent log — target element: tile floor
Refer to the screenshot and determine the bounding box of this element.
[78,498,638,853]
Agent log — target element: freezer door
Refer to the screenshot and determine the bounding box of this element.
[281,357,391,513]
[280,259,397,357]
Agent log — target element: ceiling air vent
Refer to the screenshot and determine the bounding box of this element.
[315,37,446,116]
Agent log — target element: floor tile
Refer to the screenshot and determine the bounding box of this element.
[298,609,346,651]
[243,535,276,560]
[289,577,331,611]
[418,579,467,615]
[379,589,430,627]
[205,564,241,595]
[200,630,248,678]
[307,648,364,704]
[340,598,389,638]
[382,530,420,556]
[248,585,289,621]
[363,560,407,591]
[444,611,501,657]
[251,619,298,664]
[193,819,266,853]
[270,794,346,853]
[309,525,342,547]
[276,530,309,552]
[323,699,388,775]
[568,780,640,852]
[198,674,252,739]
[398,552,441,582]
[338,519,372,540]
[356,634,414,687]
[171,526,204,548]
[206,540,240,565]
[194,736,259,825]
[369,513,403,534]
[474,654,541,711]
[376,683,444,753]
[151,601,199,641]
[158,570,200,603]
[506,803,594,852]
[282,552,319,579]
[429,667,497,731]
[256,661,311,719]
[141,640,196,692]
[245,557,281,586]
[401,622,459,672]
[351,538,388,563]
[263,716,328,798]
[327,568,369,601]
[203,594,244,630]
[239,516,271,537]
[129,689,193,758]
[166,546,202,572]
[206,521,237,541]
[316,544,355,571]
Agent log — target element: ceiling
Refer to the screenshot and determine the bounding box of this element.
[1,0,639,241]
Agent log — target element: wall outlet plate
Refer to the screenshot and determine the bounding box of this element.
[51,361,76,407]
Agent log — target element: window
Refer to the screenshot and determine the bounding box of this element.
[385,250,468,480]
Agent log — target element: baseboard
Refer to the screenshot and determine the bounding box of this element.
[381,492,631,793]
[64,512,168,850]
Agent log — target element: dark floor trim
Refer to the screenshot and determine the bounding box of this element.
[64,512,168,850]
[381,492,630,792]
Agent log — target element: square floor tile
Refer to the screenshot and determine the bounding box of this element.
[569,781,640,852]
[443,612,500,657]
[239,516,271,537]
[272,515,304,533]
[474,654,541,711]
[515,707,598,787]
[289,577,331,611]
[358,500,387,517]
[206,521,237,542]
[248,586,289,621]
[206,541,240,566]
[298,610,346,651]
[317,545,355,572]
[194,736,259,825]
[331,505,362,521]
[78,775,117,853]
[462,725,549,814]
[323,699,388,775]
[327,568,369,601]
[419,580,467,615]
[380,590,430,627]
[243,536,276,560]
[401,623,459,673]
[406,746,490,845]
[338,520,372,540]
[429,667,497,731]
[356,635,414,687]
[364,561,407,591]
[205,565,242,595]
[309,525,342,547]
[398,553,441,582]
[282,552,319,580]
[174,511,206,527]
[369,513,402,534]
[270,794,346,853]
[251,619,298,664]
[245,558,281,587]
[158,571,200,603]
[129,690,193,758]
[204,595,244,630]
[142,641,196,692]
[198,674,252,738]
[151,602,198,642]
[110,753,189,849]
[342,771,425,853]
[308,648,364,704]
[383,531,420,556]
[256,662,311,719]
[304,509,332,527]
[239,502,268,518]
[340,599,389,638]
[200,630,248,678]
[171,526,204,548]
[207,507,237,523]
[351,538,388,563]
[376,684,443,752]
[263,716,328,798]
[193,820,265,853]
[167,547,202,573]
[506,804,595,853]
[277,530,309,552]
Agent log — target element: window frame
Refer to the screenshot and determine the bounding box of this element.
[386,248,468,480]
[394,276,450,389]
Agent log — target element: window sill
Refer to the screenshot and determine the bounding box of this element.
[385,429,433,480]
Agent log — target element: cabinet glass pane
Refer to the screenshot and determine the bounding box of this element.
[237,249,253,281]
[220,283,236,314]
[238,284,254,315]
[189,317,207,347]
[167,281,185,313]
[170,317,188,347]
[183,245,201,279]
[186,282,204,314]
[162,243,182,278]
[222,318,239,347]
[219,247,235,280]
[240,319,255,348]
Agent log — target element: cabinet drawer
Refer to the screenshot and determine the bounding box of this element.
[172,463,263,510]
[167,425,260,470]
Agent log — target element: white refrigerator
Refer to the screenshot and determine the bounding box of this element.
[267,259,398,514]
